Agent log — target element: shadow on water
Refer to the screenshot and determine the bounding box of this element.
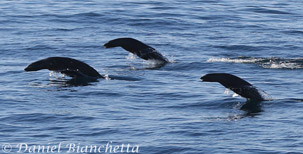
[236,98,303,118]
[126,61,169,70]
[240,100,263,117]
[48,78,97,87]
[108,75,141,81]
[46,75,141,87]
[143,62,167,70]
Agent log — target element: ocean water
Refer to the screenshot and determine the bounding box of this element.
[1,0,303,153]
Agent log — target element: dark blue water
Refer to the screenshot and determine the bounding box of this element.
[1,0,303,153]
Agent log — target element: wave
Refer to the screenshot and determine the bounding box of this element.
[244,7,291,15]
[212,45,265,51]
[207,57,303,69]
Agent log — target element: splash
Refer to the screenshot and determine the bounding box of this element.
[224,89,240,98]
[126,53,137,60]
[224,87,272,101]
[207,57,303,69]
[232,93,240,98]
[166,55,176,63]
[49,71,65,79]
[224,88,231,95]
[261,61,303,69]
[104,74,111,80]
[207,57,262,63]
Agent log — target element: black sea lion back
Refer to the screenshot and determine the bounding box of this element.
[201,73,266,101]
[104,38,168,63]
[201,73,252,88]
[24,57,103,78]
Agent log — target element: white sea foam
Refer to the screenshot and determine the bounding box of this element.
[104,74,111,80]
[224,89,231,95]
[208,57,303,69]
[126,53,137,60]
[224,87,272,101]
[224,89,239,98]
[49,71,65,79]
[207,57,260,63]
[232,93,239,98]
[262,62,303,69]
[166,55,176,63]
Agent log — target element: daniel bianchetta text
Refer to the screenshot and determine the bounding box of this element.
[3,142,139,153]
